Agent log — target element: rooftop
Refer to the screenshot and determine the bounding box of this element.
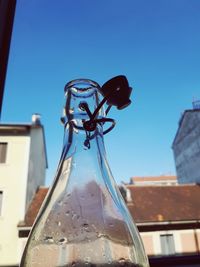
[127,184,200,223]
[18,184,200,227]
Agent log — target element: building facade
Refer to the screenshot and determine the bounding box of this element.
[172,106,200,184]
[0,115,47,266]
[125,184,200,257]
[130,175,178,186]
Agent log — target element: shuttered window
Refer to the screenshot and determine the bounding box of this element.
[0,142,8,163]
[160,234,175,255]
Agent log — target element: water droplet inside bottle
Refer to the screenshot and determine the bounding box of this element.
[65,210,70,216]
[82,223,90,232]
[72,213,77,219]
[58,200,63,206]
[44,236,54,243]
[58,237,67,244]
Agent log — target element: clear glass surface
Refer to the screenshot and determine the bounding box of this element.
[20,79,149,267]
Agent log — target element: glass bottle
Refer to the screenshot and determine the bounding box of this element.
[20,79,149,267]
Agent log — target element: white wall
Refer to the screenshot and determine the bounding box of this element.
[0,134,30,265]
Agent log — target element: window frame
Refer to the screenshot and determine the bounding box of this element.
[0,142,8,164]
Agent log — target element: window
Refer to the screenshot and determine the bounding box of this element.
[0,142,8,163]
[160,234,175,255]
[0,191,3,216]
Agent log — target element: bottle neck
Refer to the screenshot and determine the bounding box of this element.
[57,79,107,186]
[63,120,105,157]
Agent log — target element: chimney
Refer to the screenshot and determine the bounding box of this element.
[119,183,132,203]
[32,113,41,125]
[192,99,200,110]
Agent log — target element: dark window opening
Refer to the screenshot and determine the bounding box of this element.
[0,142,8,163]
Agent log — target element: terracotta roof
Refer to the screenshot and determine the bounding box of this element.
[19,184,200,227]
[127,184,200,223]
[19,187,49,227]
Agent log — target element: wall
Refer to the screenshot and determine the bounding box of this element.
[173,111,200,184]
[25,126,46,210]
[140,229,200,256]
[0,134,30,266]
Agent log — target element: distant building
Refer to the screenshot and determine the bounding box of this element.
[18,183,200,265]
[130,175,177,186]
[125,184,200,257]
[172,103,200,184]
[0,115,47,266]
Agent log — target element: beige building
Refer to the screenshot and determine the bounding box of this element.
[130,175,178,186]
[125,183,200,257]
[121,176,200,266]
[0,115,47,266]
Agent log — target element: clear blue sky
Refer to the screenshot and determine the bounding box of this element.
[2,0,200,185]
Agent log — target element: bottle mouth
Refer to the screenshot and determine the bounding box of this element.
[64,79,101,98]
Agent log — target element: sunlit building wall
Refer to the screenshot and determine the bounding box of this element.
[0,115,47,266]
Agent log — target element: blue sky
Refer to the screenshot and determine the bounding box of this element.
[2,0,200,185]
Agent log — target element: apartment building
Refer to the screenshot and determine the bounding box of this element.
[0,114,47,266]
[172,101,200,184]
